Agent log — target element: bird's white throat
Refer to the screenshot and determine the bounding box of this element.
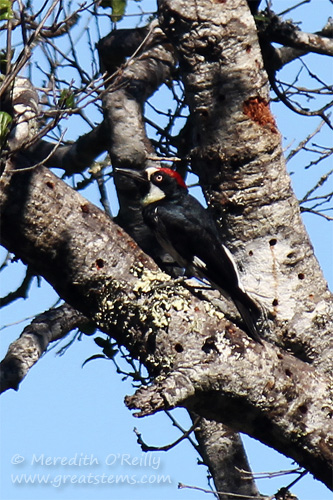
[143,183,166,205]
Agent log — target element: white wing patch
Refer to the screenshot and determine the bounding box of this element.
[193,256,207,270]
[222,245,245,292]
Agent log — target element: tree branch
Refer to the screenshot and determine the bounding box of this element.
[267,19,333,57]
[0,159,332,487]
[98,20,182,273]
[125,339,332,488]
[26,121,108,175]
[0,303,88,393]
[0,266,34,307]
[191,415,262,500]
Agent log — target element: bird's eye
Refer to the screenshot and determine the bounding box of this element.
[155,174,163,182]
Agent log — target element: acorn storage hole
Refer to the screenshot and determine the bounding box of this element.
[174,343,184,353]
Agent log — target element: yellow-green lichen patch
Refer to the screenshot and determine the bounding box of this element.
[203,300,225,320]
[132,268,192,322]
[130,261,145,278]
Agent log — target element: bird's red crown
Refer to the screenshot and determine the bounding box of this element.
[158,168,187,189]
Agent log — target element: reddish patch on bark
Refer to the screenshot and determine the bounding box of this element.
[46,181,54,189]
[128,240,137,249]
[245,44,252,53]
[213,0,226,3]
[243,96,277,133]
[81,203,90,213]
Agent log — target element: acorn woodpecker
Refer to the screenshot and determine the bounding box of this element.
[117,166,262,343]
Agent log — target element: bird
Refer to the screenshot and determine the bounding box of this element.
[116,166,263,343]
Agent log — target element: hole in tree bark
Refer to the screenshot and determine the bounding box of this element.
[96,259,104,269]
[202,336,219,354]
[174,343,183,353]
[298,404,308,414]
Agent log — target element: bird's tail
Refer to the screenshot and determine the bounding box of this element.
[233,292,263,344]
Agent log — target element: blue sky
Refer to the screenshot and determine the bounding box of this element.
[0,1,332,499]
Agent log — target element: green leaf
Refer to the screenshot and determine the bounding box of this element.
[99,0,127,22]
[0,111,12,140]
[0,0,13,21]
[58,89,75,109]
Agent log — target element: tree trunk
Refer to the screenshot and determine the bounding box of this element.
[1,0,332,493]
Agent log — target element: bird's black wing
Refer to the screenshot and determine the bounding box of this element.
[145,195,240,295]
[144,195,262,342]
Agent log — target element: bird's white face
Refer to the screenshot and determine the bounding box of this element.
[145,167,160,180]
[142,167,166,205]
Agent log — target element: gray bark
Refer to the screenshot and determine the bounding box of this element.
[0,158,331,487]
[1,0,332,493]
[0,303,88,393]
[191,415,262,499]
[158,0,332,372]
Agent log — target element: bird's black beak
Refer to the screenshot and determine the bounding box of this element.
[115,168,148,184]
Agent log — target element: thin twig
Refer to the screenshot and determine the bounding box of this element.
[300,168,333,203]
[0,0,62,99]
[134,416,200,452]
[178,483,266,499]
[286,119,326,162]
[6,130,66,173]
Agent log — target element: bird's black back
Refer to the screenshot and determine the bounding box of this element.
[142,192,262,342]
[143,193,238,295]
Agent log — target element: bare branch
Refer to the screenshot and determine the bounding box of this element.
[257,14,333,75]
[257,11,333,60]
[27,121,108,174]
[178,483,266,499]
[286,119,326,162]
[300,169,333,203]
[0,0,62,99]
[269,76,332,128]
[134,416,200,452]
[272,26,333,57]
[0,267,34,307]
[192,415,261,500]
[0,303,89,393]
